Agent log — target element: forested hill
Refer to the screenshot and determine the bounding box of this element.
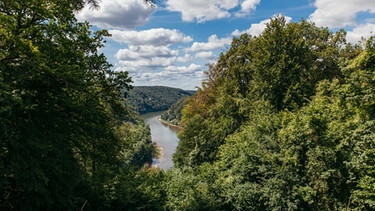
[126,86,195,114]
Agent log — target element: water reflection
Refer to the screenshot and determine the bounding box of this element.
[142,111,180,170]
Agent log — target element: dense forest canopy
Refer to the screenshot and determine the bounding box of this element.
[1,0,374,209]
[126,86,194,114]
[174,16,348,167]
[168,16,375,210]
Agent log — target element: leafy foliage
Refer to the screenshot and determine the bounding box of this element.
[167,16,375,210]
[174,16,345,168]
[0,0,156,210]
[116,112,154,168]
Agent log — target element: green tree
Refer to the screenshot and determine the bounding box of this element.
[104,167,165,210]
[344,35,375,209]
[116,114,154,168]
[175,16,345,168]
[208,36,374,210]
[0,0,137,209]
[249,17,344,111]
[171,17,375,211]
[213,100,281,210]
[164,164,222,211]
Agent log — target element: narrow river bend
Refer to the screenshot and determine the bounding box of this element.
[142,111,180,170]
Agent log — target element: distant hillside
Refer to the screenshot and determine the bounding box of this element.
[160,97,190,126]
[126,86,195,114]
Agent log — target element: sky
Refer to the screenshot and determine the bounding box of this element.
[76,0,375,90]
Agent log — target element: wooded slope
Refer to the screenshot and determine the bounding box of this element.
[126,86,195,114]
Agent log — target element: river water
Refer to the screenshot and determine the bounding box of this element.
[142,111,180,170]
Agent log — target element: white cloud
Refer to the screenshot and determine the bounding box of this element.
[346,23,375,44]
[110,28,194,72]
[111,31,230,89]
[76,0,155,29]
[232,15,292,36]
[188,35,231,52]
[165,64,202,74]
[166,0,260,22]
[109,28,193,46]
[236,0,261,17]
[115,45,179,60]
[128,64,204,89]
[195,51,214,59]
[309,0,375,28]
[114,44,181,70]
[115,49,177,68]
[176,54,193,63]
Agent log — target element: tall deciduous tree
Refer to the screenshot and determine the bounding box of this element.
[0,0,136,209]
[174,16,345,167]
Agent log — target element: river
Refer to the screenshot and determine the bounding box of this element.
[142,111,180,170]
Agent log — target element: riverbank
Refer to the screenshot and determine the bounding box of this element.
[158,117,183,130]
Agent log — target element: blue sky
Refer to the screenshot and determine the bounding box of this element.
[76,0,375,90]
